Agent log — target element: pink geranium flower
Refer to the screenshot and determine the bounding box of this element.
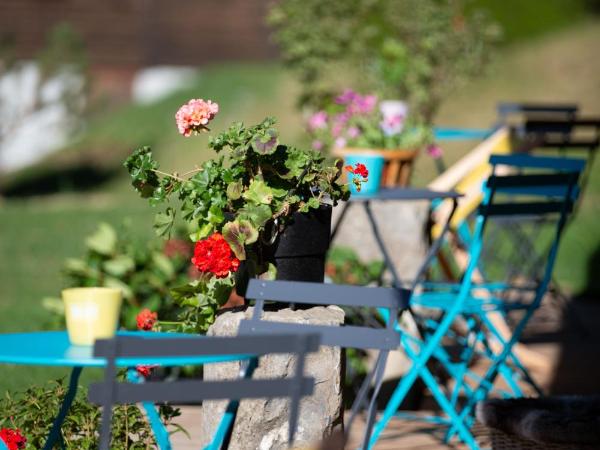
[347,126,361,139]
[427,144,444,159]
[380,114,405,136]
[175,98,219,137]
[334,137,347,148]
[335,89,359,105]
[308,111,328,131]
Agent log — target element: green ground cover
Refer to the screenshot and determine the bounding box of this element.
[0,21,599,393]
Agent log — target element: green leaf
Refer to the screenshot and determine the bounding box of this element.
[152,252,175,278]
[226,181,243,200]
[189,222,213,242]
[207,204,225,226]
[264,263,277,280]
[63,258,99,278]
[103,255,135,277]
[85,223,117,255]
[222,219,259,260]
[154,207,176,237]
[124,146,161,198]
[103,277,132,299]
[251,128,279,155]
[243,179,286,205]
[238,204,272,228]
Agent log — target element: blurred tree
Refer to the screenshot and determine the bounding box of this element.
[268,0,500,123]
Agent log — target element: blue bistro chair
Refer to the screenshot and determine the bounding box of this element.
[235,279,410,450]
[369,154,584,450]
[89,333,320,450]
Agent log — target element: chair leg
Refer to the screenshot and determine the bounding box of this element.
[360,352,389,450]
[126,369,172,450]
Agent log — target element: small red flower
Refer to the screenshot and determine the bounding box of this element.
[354,163,368,178]
[345,163,369,179]
[136,309,157,331]
[345,162,369,192]
[191,233,240,278]
[136,365,157,378]
[0,428,27,450]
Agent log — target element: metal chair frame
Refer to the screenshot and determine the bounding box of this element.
[369,154,583,450]
[238,279,410,450]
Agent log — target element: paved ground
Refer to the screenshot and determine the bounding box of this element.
[169,294,600,449]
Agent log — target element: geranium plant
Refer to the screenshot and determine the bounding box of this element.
[307,89,433,153]
[125,99,350,332]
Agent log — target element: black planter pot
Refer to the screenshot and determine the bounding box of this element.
[270,204,332,282]
[234,205,332,296]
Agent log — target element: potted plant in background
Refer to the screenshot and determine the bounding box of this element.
[124,98,351,332]
[307,89,433,194]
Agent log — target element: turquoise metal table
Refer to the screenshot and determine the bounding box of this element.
[0,331,248,450]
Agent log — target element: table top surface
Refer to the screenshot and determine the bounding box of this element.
[0,331,248,368]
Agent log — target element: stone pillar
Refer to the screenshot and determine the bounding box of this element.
[200,306,345,450]
[331,200,430,283]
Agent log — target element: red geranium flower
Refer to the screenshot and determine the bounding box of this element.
[0,428,27,450]
[136,309,157,331]
[345,163,369,179]
[345,162,369,192]
[136,365,157,379]
[191,233,240,278]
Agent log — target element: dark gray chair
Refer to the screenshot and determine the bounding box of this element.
[89,333,320,450]
[238,279,410,449]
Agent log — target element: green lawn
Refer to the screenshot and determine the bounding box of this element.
[1,21,599,393]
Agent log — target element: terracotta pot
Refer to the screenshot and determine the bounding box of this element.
[333,147,418,187]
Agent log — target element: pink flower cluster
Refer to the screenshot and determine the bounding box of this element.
[175,99,219,137]
[307,89,380,151]
[336,89,377,115]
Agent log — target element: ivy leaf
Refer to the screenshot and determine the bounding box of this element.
[243,179,286,205]
[251,128,279,155]
[189,222,213,242]
[171,281,202,306]
[207,276,235,307]
[124,146,160,198]
[226,181,243,200]
[222,219,259,260]
[207,204,225,226]
[85,223,117,255]
[238,204,272,228]
[154,207,176,237]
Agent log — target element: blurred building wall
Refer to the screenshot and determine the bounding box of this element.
[0,0,277,97]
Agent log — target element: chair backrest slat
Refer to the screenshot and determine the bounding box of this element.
[239,321,400,351]
[245,279,409,310]
[90,377,315,405]
[93,334,319,359]
[479,201,573,217]
[489,154,586,171]
[486,173,578,189]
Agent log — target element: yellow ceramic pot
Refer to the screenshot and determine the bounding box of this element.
[62,287,123,346]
